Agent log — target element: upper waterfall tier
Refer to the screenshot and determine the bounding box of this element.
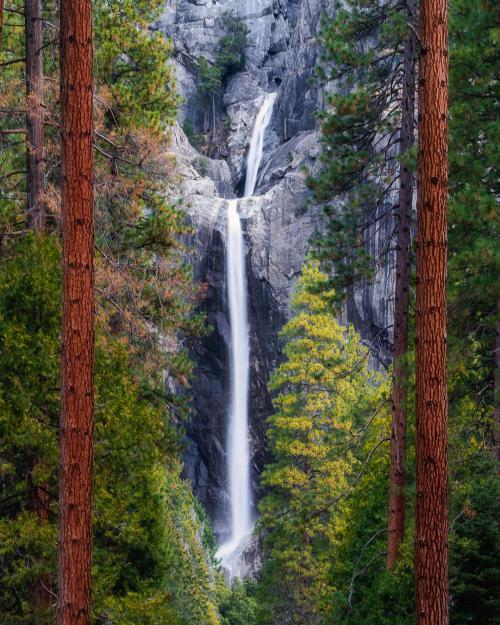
[244,93,277,197]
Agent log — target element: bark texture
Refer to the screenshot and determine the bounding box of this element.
[25,0,46,231]
[387,0,417,570]
[58,1,94,624]
[415,0,449,623]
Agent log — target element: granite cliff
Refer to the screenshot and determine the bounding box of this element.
[157,0,395,548]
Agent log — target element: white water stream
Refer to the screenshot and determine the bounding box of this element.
[245,92,277,197]
[217,92,276,577]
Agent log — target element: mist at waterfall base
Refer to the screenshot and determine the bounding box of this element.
[216,93,277,580]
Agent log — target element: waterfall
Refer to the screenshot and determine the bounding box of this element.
[217,92,276,577]
[244,92,277,197]
[217,198,251,569]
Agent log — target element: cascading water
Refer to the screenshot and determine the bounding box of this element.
[217,92,276,577]
[216,198,252,571]
[245,92,277,197]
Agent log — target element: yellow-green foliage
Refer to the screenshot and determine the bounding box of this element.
[258,261,390,623]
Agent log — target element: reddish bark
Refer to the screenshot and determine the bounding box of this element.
[25,0,46,231]
[58,1,94,624]
[415,0,449,624]
[387,0,417,570]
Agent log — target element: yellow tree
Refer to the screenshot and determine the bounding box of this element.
[259,262,390,624]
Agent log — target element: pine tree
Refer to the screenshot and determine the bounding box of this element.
[308,1,419,565]
[195,12,248,136]
[447,0,499,461]
[414,0,449,623]
[0,236,221,625]
[258,262,390,623]
[387,0,416,569]
[24,0,46,231]
[197,56,222,134]
[22,1,52,610]
[58,1,95,623]
[310,0,416,300]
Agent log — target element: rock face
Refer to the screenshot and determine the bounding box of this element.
[159,1,394,546]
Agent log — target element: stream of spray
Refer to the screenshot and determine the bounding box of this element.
[217,92,276,576]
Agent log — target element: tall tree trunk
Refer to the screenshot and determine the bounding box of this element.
[415,0,449,624]
[26,2,51,611]
[58,1,94,624]
[494,298,500,462]
[386,0,417,570]
[25,0,46,232]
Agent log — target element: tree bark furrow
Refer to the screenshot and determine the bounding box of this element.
[58,2,94,625]
[415,1,449,623]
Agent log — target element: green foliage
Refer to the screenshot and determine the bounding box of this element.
[0,237,220,624]
[198,56,223,99]
[217,11,250,80]
[94,0,178,130]
[257,262,391,623]
[445,5,499,617]
[0,234,60,625]
[183,118,205,150]
[0,0,199,380]
[196,12,249,121]
[308,0,414,299]
[449,456,500,625]
[447,0,500,419]
[219,580,257,625]
[0,4,223,623]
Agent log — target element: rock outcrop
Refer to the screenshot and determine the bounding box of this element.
[159,1,394,546]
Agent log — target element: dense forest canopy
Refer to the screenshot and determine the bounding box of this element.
[0,1,498,624]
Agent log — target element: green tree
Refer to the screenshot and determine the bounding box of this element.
[258,262,390,624]
[0,0,196,380]
[217,11,249,79]
[219,580,257,625]
[309,0,416,297]
[197,56,223,133]
[309,3,419,566]
[0,235,220,625]
[449,456,500,625]
[195,11,248,136]
[447,0,500,456]
[0,4,212,619]
[94,0,178,130]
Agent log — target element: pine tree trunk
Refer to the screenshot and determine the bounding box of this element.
[25,2,51,610]
[58,1,94,624]
[415,0,449,623]
[25,0,46,232]
[387,0,417,570]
